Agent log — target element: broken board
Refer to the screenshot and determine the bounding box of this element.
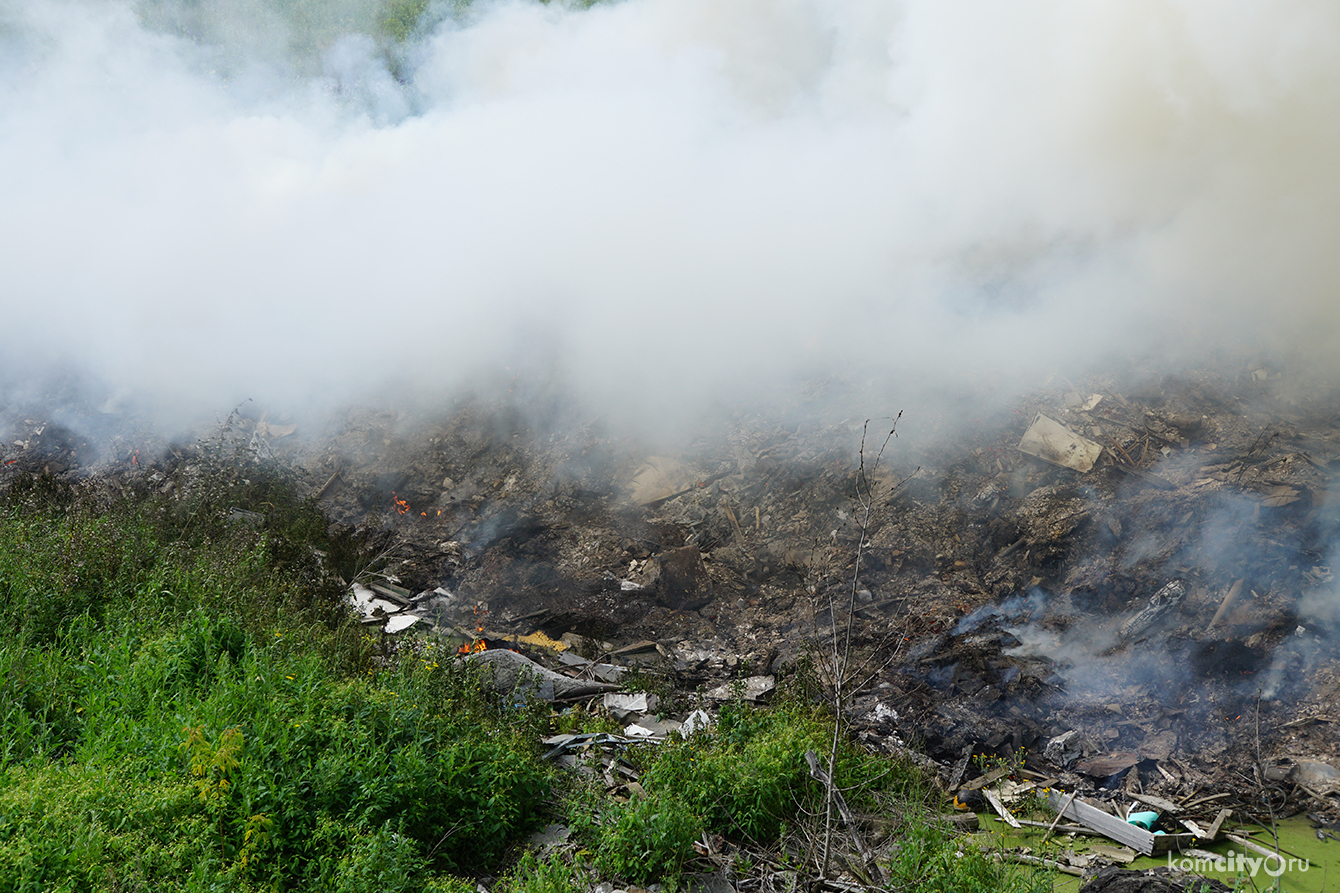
[1044,790,1196,856]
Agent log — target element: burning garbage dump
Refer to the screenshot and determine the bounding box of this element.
[8,0,1340,885]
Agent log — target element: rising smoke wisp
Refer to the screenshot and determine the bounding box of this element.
[3,0,1340,432]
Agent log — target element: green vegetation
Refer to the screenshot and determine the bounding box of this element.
[379,0,435,43]
[0,447,1041,891]
[570,694,1042,891]
[0,461,546,891]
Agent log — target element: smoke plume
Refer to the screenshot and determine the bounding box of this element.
[4,0,1340,435]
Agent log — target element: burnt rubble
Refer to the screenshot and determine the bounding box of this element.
[4,364,1340,838]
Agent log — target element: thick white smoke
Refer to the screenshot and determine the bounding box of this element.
[3,0,1340,434]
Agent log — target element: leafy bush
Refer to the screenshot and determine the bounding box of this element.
[595,792,700,883]
[497,852,586,893]
[0,611,550,890]
[0,470,550,891]
[572,689,939,887]
[643,699,918,843]
[884,811,1048,893]
[332,823,428,893]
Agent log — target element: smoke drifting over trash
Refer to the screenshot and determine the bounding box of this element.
[11,7,1340,845]
[4,0,1340,434]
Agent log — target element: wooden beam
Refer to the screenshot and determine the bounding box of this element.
[1205,808,1231,842]
[1045,790,1156,854]
[1129,792,1180,814]
[1000,853,1083,877]
[983,789,1022,829]
[960,765,1009,791]
[1015,819,1098,836]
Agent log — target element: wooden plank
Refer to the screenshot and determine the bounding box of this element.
[1151,833,1198,855]
[1045,790,1156,855]
[983,789,1022,829]
[946,746,973,791]
[1226,833,1306,863]
[1091,845,1137,864]
[1207,579,1244,631]
[960,765,1009,791]
[1180,819,1206,838]
[314,470,343,499]
[1205,808,1231,842]
[1000,853,1083,877]
[1129,792,1181,814]
[1281,715,1334,728]
[609,640,659,657]
[1015,819,1098,836]
[369,583,412,606]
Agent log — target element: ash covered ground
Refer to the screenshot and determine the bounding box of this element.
[6,361,1340,823]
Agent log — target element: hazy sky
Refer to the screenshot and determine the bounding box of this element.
[3,0,1339,433]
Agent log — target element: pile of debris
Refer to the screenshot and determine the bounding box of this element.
[942,747,1319,879]
[294,369,1339,807]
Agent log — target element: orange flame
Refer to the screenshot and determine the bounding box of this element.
[455,604,489,655]
[392,492,410,515]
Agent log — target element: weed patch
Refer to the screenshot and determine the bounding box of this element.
[0,467,551,891]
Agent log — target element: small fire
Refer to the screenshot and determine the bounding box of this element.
[456,604,489,655]
[392,492,410,515]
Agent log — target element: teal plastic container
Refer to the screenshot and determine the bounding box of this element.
[1126,810,1160,830]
